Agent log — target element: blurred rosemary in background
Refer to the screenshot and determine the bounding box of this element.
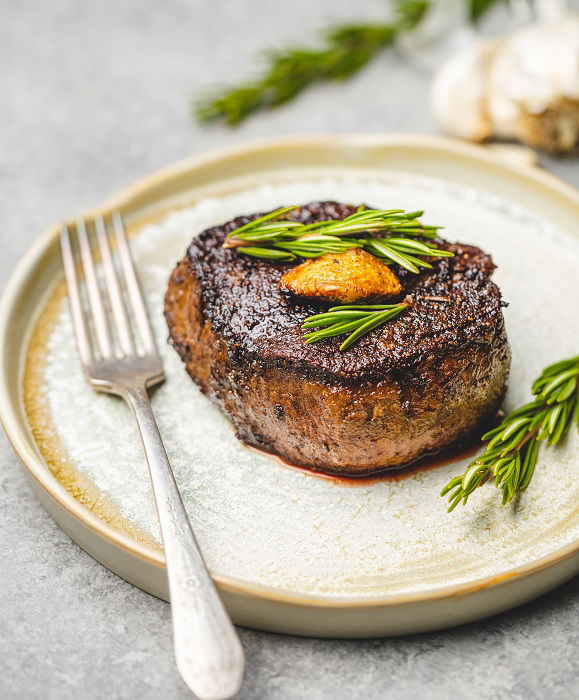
[195,0,502,126]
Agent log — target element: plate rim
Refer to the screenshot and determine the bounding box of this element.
[1,132,578,612]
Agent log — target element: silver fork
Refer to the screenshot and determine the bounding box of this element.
[60,213,244,700]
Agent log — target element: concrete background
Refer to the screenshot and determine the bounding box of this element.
[1,1,577,698]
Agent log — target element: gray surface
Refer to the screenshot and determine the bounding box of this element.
[1,1,577,698]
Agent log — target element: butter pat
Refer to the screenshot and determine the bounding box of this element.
[279,248,402,303]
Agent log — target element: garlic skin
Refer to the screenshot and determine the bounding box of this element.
[488,13,579,139]
[431,8,579,152]
[430,40,497,141]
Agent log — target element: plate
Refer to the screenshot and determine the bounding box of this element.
[1,134,578,638]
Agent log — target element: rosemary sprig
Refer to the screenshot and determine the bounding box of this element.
[302,297,412,351]
[441,356,579,512]
[225,206,452,273]
[195,25,399,126]
[469,0,502,22]
[194,1,501,126]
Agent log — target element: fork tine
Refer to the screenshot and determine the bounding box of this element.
[113,212,157,355]
[95,215,134,357]
[59,223,94,367]
[76,219,114,359]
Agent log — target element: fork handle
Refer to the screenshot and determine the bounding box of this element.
[125,385,244,700]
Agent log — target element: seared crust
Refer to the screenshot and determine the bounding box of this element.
[165,201,511,474]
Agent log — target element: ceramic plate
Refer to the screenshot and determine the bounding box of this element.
[1,135,578,637]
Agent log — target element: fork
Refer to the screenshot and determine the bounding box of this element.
[60,213,245,700]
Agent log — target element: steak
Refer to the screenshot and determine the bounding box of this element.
[164,201,511,475]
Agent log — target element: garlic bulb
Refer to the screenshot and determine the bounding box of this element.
[431,6,579,152]
[431,39,498,142]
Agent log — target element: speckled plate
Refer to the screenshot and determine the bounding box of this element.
[1,135,578,638]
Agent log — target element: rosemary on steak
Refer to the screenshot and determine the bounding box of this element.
[302,297,412,351]
[441,356,579,512]
[224,206,452,273]
[194,1,501,126]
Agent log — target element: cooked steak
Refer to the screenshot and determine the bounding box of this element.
[164,201,510,475]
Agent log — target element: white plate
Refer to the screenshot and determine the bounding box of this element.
[1,135,578,637]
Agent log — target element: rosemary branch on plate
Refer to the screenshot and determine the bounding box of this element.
[224,206,452,273]
[194,0,501,126]
[441,356,579,512]
[302,297,412,351]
